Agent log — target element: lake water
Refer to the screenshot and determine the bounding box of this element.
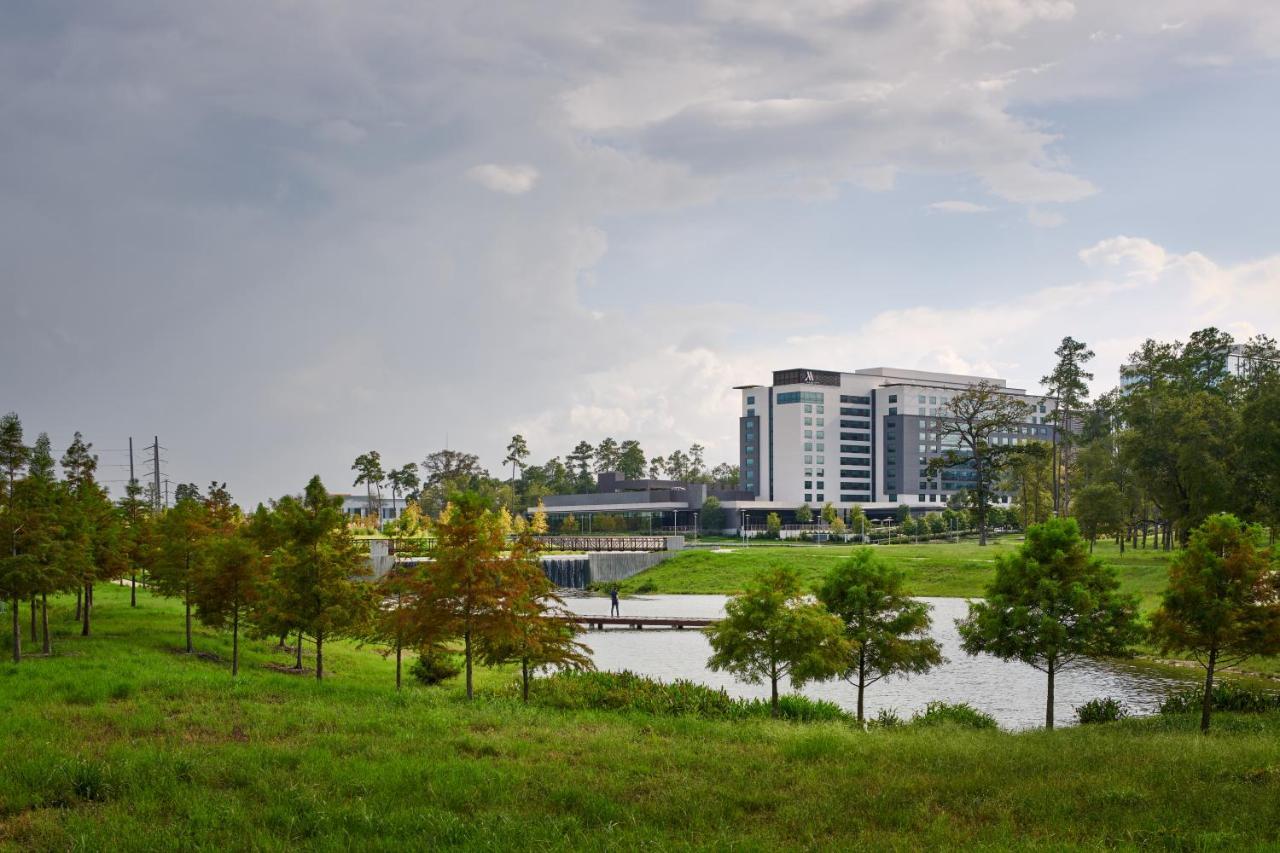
[563,594,1184,729]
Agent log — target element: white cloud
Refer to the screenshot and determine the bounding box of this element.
[466,163,541,195]
[929,200,992,213]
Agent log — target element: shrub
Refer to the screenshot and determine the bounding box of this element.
[1076,696,1128,724]
[871,708,905,729]
[1160,682,1280,716]
[409,652,461,686]
[523,671,854,722]
[911,701,998,730]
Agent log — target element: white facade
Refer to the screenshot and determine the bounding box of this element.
[738,367,1057,513]
[336,493,404,521]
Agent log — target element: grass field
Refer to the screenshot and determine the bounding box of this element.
[620,537,1174,607]
[3,584,1280,849]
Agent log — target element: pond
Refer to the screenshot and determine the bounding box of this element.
[562,594,1185,729]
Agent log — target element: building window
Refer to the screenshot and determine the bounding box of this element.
[816,405,824,414]
[805,494,812,502]
[816,455,824,464]
[746,408,754,416]
[816,443,824,452]
[804,442,813,451]
[747,395,755,405]
[918,395,926,403]
[804,429,813,438]
[804,455,813,464]
[816,494,824,502]
[804,404,813,413]
[889,407,897,415]
[804,480,812,489]
[804,417,813,426]
[888,394,898,403]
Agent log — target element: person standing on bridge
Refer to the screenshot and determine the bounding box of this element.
[610,586,620,617]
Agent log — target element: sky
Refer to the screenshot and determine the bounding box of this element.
[2,1,1279,506]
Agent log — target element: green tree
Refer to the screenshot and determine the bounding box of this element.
[816,550,943,723]
[617,440,647,480]
[560,513,579,534]
[1073,482,1126,552]
[795,503,813,525]
[926,381,1031,545]
[153,496,212,653]
[386,463,420,522]
[594,437,620,473]
[1041,336,1095,516]
[504,435,530,511]
[706,566,849,717]
[195,528,268,676]
[700,496,725,533]
[118,478,156,608]
[1005,441,1054,529]
[272,476,376,679]
[1149,514,1280,732]
[351,451,385,523]
[957,518,1141,728]
[22,434,61,655]
[765,512,782,539]
[567,441,596,490]
[0,413,33,662]
[821,503,838,526]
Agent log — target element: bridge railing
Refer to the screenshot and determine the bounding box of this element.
[534,535,668,552]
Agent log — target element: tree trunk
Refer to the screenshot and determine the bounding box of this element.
[30,597,37,643]
[10,596,19,664]
[75,587,82,622]
[1045,664,1055,730]
[41,593,50,655]
[131,573,137,607]
[232,607,240,678]
[856,648,867,724]
[522,656,530,703]
[1200,647,1217,733]
[295,630,303,670]
[464,630,474,700]
[395,640,402,691]
[1050,427,1060,516]
[81,583,91,637]
[184,585,192,653]
[770,661,779,718]
[315,630,323,680]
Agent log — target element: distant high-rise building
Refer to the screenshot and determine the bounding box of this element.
[736,367,1058,511]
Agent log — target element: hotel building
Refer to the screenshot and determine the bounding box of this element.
[736,367,1057,514]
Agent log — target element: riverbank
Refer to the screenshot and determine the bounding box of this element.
[3,584,1280,849]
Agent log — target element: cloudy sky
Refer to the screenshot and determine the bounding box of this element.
[3,1,1279,505]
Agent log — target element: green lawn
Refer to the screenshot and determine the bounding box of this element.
[621,538,1173,605]
[3,584,1280,849]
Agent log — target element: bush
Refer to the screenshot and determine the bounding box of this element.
[871,708,905,729]
[1160,682,1280,716]
[911,701,998,730]
[523,671,854,722]
[409,652,461,686]
[1076,696,1128,724]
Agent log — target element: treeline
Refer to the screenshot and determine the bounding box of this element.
[0,416,589,696]
[346,438,740,527]
[708,514,1280,731]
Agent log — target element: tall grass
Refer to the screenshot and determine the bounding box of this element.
[1,583,1279,849]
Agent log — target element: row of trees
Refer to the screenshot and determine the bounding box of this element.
[708,515,1280,731]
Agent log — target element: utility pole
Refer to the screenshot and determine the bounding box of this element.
[128,437,135,486]
[152,436,162,513]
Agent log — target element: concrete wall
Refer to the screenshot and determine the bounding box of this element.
[587,551,672,585]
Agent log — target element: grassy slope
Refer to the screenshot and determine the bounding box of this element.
[2,585,1280,850]
[621,538,1172,605]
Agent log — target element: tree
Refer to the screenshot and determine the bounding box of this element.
[765,512,782,539]
[700,496,725,533]
[504,435,530,511]
[119,478,156,608]
[560,513,579,534]
[173,483,202,504]
[795,503,813,525]
[271,476,376,679]
[567,441,596,491]
[351,451,385,523]
[957,518,1141,729]
[475,530,592,701]
[1005,441,1054,529]
[926,381,1031,546]
[1149,514,1280,732]
[386,463,420,522]
[154,496,212,653]
[58,433,122,637]
[195,528,268,676]
[820,503,838,526]
[648,455,667,479]
[816,550,943,723]
[1073,483,1127,551]
[710,462,740,490]
[0,413,32,662]
[594,437,620,473]
[829,517,846,537]
[419,450,490,517]
[22,434,61,654]
[706,566,849,716]
[522,499,547,536]
[1042,337,1095,516]
[617,441,646,480]
[411,492,510,699]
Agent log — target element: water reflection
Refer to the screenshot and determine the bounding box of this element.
[562,594,1184,730]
